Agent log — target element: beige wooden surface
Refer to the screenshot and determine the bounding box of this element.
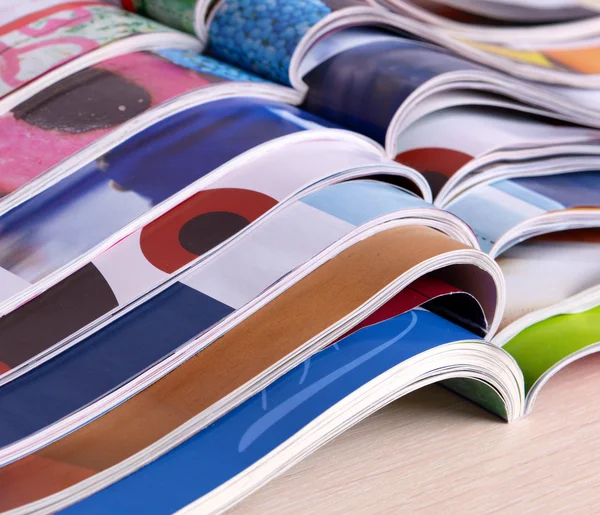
[230,353,600,514]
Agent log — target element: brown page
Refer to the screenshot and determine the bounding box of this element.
[0,225,471,510]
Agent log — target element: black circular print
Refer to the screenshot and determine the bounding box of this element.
[178,211,250,257]
[13,67,152,134]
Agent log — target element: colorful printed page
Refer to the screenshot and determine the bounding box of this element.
[0,3,181,100]
[462,37,600,77]
[446,171,600,253]
[380,0,542,29]
[431,0,596,22]
[59,309,488,515]
[341,274,489,338]
[207,0,372,85]
[300,28,478,145]
[505,305,600,396]
[0,225,480,511]
[0,135,396,384]
[498,230,600,330]
[0,1,121,29]
[0,180,437,448]
[204,0,600,89]
[393,105,597,196]
[0,98,331,310]
[381,0,517,26]
[0,49,265,199]
[120,0,198,34]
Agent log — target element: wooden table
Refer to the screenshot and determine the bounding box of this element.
[231,353,600,514]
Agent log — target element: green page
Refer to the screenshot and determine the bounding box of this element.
[131,0,197,34]
[444,378,508,419]
[504,305,600,392]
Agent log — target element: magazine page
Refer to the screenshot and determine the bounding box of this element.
[459,36,600,84]
[0,223,498,513]
[121,0,199,34]
[378,0,600,40]
[428,0,596,22]
[300,27,480,145]
[0,133,411,386]
[437,180,600,412]
[498,230,600,330]
[392,105,598,196]
[504,304,600,410]
[445,171,600,253]
[0,1,119,27]
[61,309,512,515]
[299,28,600,172]
[200,0,600,90]
[0,180,466,451]
[0,98,330,313]
[378,0,600,45]
[0,49,270,206]
[0,2,196,102]
[205,0,379,86]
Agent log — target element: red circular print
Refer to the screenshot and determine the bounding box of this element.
[395,148,473,196]
[140,188,277,273]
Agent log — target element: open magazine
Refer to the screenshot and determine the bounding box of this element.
[378,0,600,39]
[0,1,599,514]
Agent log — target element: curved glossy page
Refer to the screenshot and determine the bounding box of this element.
[206,0,370,85]
[203,0,600,88]
[427,0,594,22]
[389,1,600,79]
[61,309,487,515]
[0,3,177,100]
[0,1,120,29]
[341,272,488,339]
[504,305,600,394]
[0,49,265,198]
[446,171,600,253]
[0,136,394,383]
[120,0,199,34]
[0,98,331,311]
[301,27,476,145]
[498,229,600,331]
[380,0,532,28]
[0,181,434,448]
[393,105,596,197]
[0,224,473,512]
[461,37,600,79]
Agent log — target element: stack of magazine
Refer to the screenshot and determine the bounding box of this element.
[0,0,599,513]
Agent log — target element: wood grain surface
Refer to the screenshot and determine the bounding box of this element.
[230,352,600,514]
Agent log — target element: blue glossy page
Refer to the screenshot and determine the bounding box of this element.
[62,309,480,515]
[207,0,346,85]
[301,28,477,143]
[447,171,600,252]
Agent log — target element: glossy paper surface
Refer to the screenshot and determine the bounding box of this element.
[505,305,600,391]
[0,224,471,511]
[0,136,392,379]
[0,3,173,99]
[302,28,476,144]
[499,230,600,329]
[0,49,264,196]
[447,171,600,252]
[0,98,329,304]
[393,106,595,195]
[63,309,479,515]
[208,0,371,85]
[0,181,431,446]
